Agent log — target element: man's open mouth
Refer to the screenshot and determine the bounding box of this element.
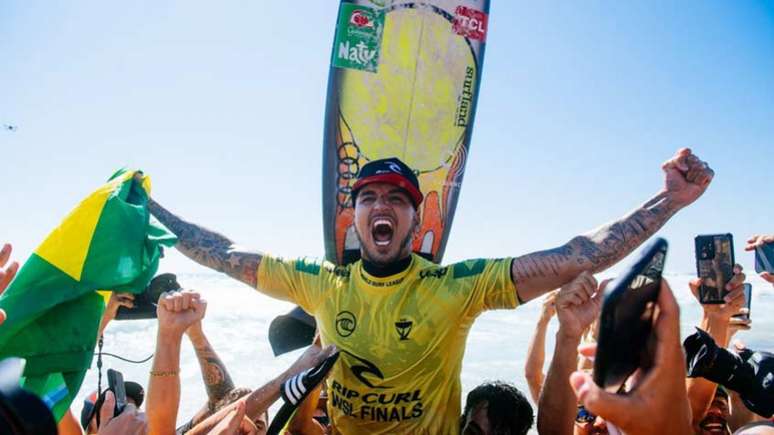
[700,419,725,433]
[371,218,394,246]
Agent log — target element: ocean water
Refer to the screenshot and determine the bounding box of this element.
[74,273,774,432]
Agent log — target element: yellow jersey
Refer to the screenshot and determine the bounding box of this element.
[257,253,518,434]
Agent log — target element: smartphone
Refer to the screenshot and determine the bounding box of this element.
[593,237,667,392]
[695,234,735,304]
[732,283,752,321]
[755,243,774,274]
[107,369,127,416]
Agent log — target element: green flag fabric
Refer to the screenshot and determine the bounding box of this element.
[0,169,177,421]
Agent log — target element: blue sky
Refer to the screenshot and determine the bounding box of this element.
[2,1,773,275]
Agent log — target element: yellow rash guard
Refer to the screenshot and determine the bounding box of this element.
[257,253,518,434]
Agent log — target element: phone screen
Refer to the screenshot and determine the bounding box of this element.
[594,238,667,392]
[695,234,735,304]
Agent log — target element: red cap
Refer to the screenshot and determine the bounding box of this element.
[351,158,423,207]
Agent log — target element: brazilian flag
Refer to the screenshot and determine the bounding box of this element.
[0,169,176,421]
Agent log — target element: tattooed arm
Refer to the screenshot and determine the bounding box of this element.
[149,199,261,287]
[186,321,235,410]
[513,148,714,303]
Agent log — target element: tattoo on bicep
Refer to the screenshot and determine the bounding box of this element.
[194,344,235,403]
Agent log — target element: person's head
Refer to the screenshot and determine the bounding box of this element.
[351,158,423,266]
[698,387,731,435]
[460,381,533,435]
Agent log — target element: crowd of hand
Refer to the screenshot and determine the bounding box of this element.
[529,252,774,435]
[0,147,772,434]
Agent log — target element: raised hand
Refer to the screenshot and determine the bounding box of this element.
[745,234,774,251]
[556,272,602,339]
[540,290,558,322]
[97,391,149,435]
[156,290,207,338]
[206,401,257,435]
[689,264,746,319]
[0,243,20,326]
[104,292,135,322]
[569,279,692,435]
[661,148,714,209]
[746,234,774,285]
[0,243,19,295]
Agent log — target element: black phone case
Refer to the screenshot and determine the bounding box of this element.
[593,238,667,392]
[107,369,127,416]
[732,283,752,321]
[115,273,180,320]
[695,234,735,304]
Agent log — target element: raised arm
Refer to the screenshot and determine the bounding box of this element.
[537,272,601,435]
[185,344,337,435]
[524,290,557,403]
[149,199,262,287]
[513,148,713,302]
[685,272,746,429]
[187,321,236,404]
[147,290,207,435]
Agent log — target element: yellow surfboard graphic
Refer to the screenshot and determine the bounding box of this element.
[324,1,489,264]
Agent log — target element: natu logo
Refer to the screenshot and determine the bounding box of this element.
[332,4,384,73]
[336,311,357,337]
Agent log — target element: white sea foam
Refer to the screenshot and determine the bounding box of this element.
[73,273,774,431]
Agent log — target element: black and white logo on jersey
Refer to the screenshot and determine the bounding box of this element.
[336,311,357,337]
[343,350,390,389]
[395,318,413,341]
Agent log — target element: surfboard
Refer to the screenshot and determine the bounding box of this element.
[322,0,490,265]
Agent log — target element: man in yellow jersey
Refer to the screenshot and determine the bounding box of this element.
[149,148,714,434]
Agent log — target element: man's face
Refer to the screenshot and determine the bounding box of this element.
[698,395,730,434]
[354,183,418,266]
[462,402,491,435]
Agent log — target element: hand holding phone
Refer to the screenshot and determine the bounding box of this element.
[593,238,667,392]
[732,283,752,321]
[107,369,127,417]
[695,234,735,304]
[754,244,774,275]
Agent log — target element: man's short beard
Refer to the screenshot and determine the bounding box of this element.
[355,226,415,266]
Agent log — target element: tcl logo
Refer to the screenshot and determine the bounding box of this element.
[453,6,488,41]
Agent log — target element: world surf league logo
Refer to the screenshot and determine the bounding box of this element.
[332,4,384,73]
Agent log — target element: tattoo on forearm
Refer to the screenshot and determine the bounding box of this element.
[193,342,235,405]
[513,192,677,284]
[513,244,574,280]
[149,199,261,287]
